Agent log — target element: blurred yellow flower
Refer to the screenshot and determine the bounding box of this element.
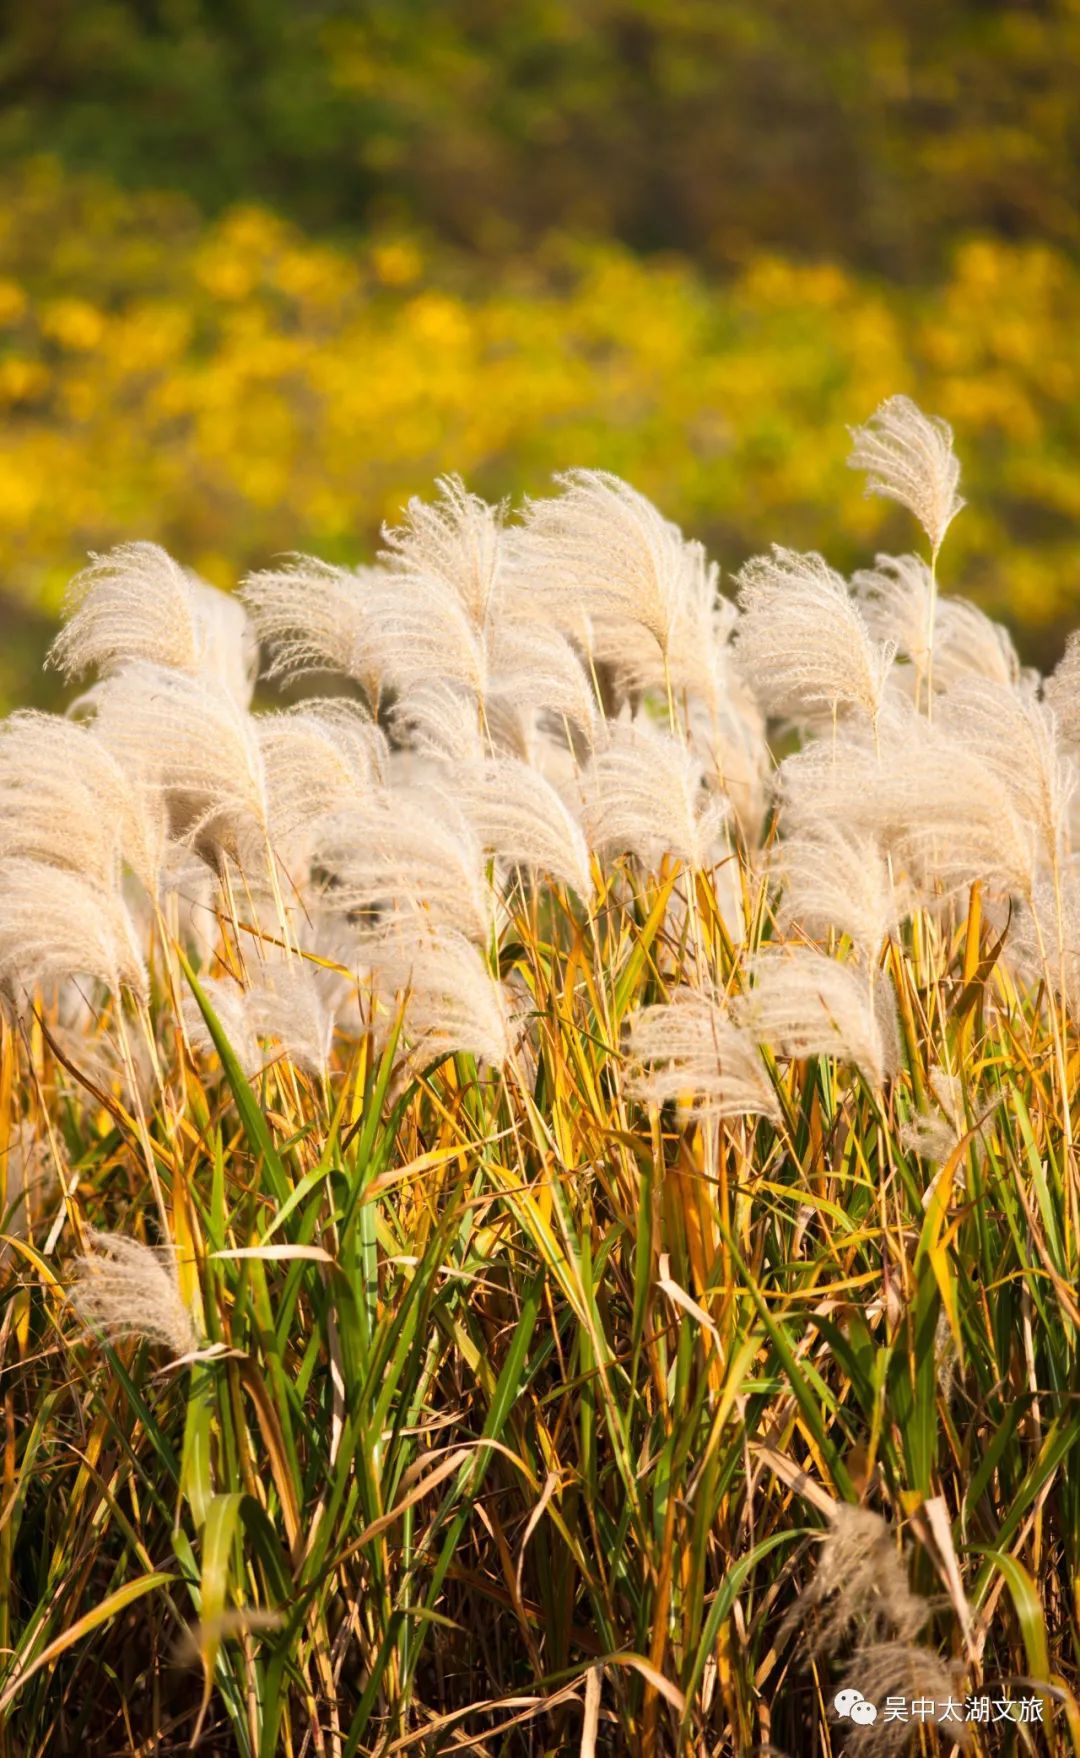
[0,163,1075,658]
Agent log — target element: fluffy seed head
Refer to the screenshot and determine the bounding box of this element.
[0,858,147,1007]
[49,543,256,704]
[380,475,507,631]
[848,394,965,557]
[450,757,592,899]
[854,554,1021,691]
[579,718,729,870]
[785,1505,928,1659]
[626,989,780,1122]
[366,920,511,1069]
[734,547,894,728]
[833,1643,971,1753]
[511,469,715,662]
[776,824,906,958]
[68,1230,199,1359]
[737,946,899,1086]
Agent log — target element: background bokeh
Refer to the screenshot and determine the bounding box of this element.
[1,0,1077,706]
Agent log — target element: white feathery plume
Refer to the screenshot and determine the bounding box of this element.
[1045,632,1080,753]
[48,543,255,704]
[0,711,165,894]
[241,557,372,684]
[182,975,260,1077]
[68,1230,199,1359]
[685,660,770,844]
[834,1645,970,1755]
[389,680,488,765]
[780,699,1040,901]
[854,553,1023,692]
[256,700,388,874]
[898,1069,1000,1170]
[49,543,200,679]
[936,675,1075,867]
[1012,868,1080,1011]
[355,571,484,699]
[244,556,484,707]
[450,757,592,898]
[786,1504,928,1656]
[848,394,965,557]
[388,617,596,764]
[187,575,259,707]
[85,664,270,868]
[153,845,221,956]
[486,618,598,745]
[510,470,715,663]
[312,786,492,945]
[578,717,729,870]
[776,824,906,959]
[184,963,338,1078]
[934,597,1026,691]
[1,1122,58,1267]
[852,553,935,673]
[247,962,339,1075]
[625,989,780,1122]
[366,921,511,1069]
[736,946,899,1086]
[734,547,895,728]
[0,858,147,1006]
[380,475,506,631]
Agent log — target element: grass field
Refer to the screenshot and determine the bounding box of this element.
[1,400,1079,1755]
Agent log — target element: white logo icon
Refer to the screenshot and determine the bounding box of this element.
[834,1688,878,1724]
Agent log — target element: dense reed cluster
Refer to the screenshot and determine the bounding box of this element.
[2,396,1079,1755]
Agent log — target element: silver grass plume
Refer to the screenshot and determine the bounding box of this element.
[1012,869,1080,1013]
[68,1229,198,1359]
[387,613,596,762]
[0,858,147,1006]
[776,824,907,960]
[449,757,592,899]
[779,700,1041,903]
[1046,631,1080,752]
[484,618,598,748]
[578,717,729,870]
[182,975,260,1078]
[380,475,506,632]
[366,921,511,1069]
[848,394,965,558]
[388,680,487,766]
[510,469,715,664]
[183,963,338,1078]
[737,946,899,1086]
[241,558,374,688]
[48,543,256,705]
[899,1069,1001,1171]
[785,1504,928,1658]
[854,554,1022,691]
[312,786,492,945]
[242,557,482,709]
[734,546,894,729]
[256,700,389,874]
[0,711,165,895]
[625,989,780,1122]
[937,675,1075,869]
[684,636,770,844]
[1,1122,58,1268]
[834,1644,971,1754]
[85,664,271,869]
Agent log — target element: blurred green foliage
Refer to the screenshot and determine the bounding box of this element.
[2,0,1076,275]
